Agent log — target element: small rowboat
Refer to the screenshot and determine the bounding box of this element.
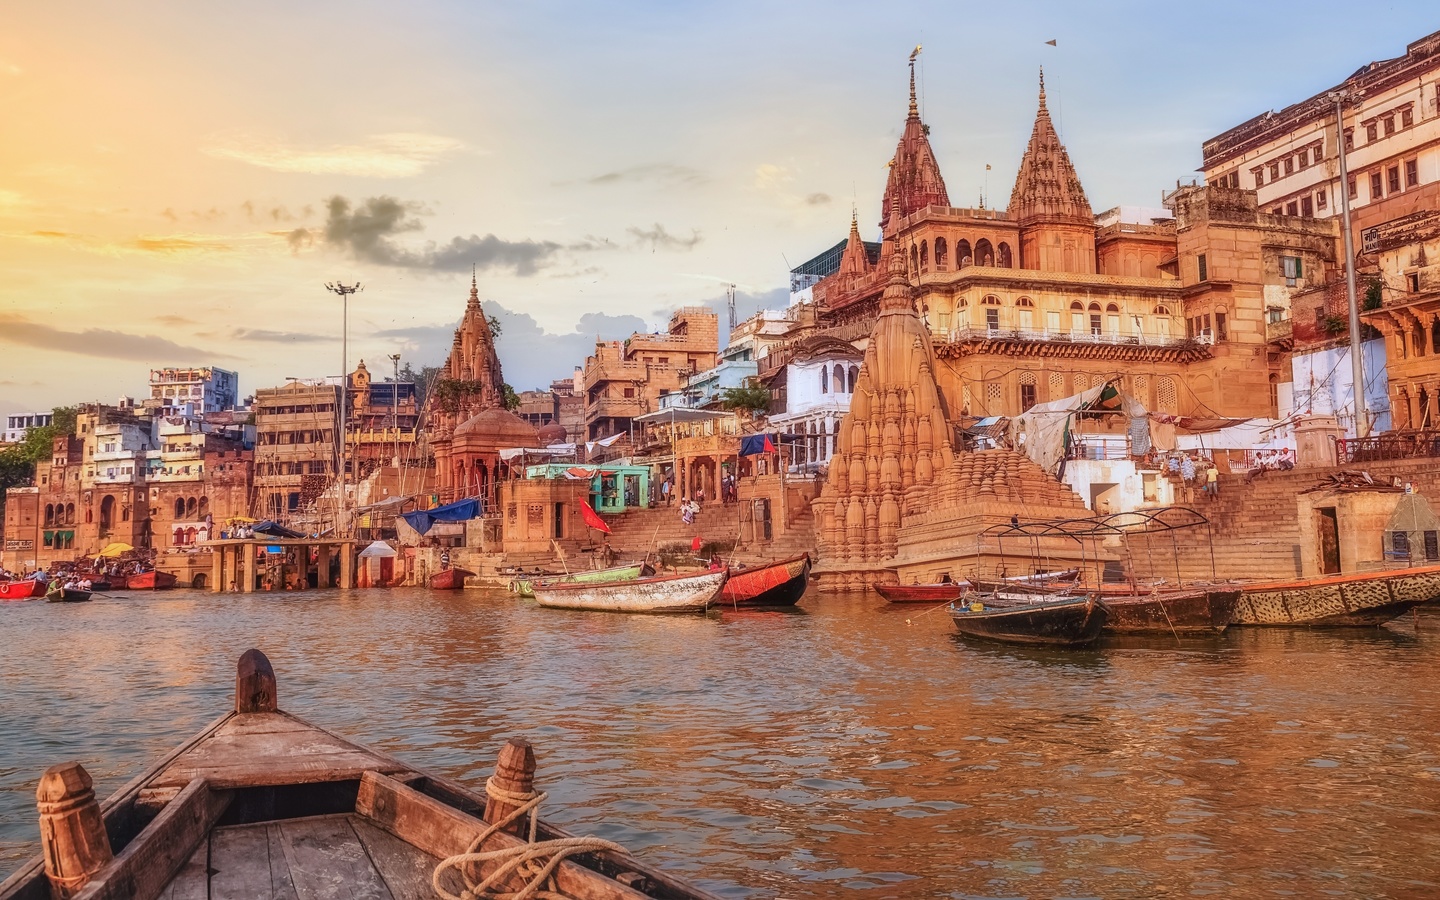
[874,582,967,603]
[125,570,178,590]
[534,569,728,614]
[45,587,94,603]
[429,567,475,590]
[0,650,721,900]
[1100,587,1241,634]
[968,568,1082,594]
[948,595,1107,646]
[1232,564,1440,626]
[0,579,46,600]
[720,553,810,607]
[514,561,657,598]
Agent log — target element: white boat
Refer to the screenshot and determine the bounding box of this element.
[533,569,728,614]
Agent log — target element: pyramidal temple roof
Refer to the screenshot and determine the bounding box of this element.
[879,59,949,232]
[1007,68,1092,225]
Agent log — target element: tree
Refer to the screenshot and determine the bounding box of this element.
[0,406,78,517]
[502,383,521,411]
[720,382,772,414]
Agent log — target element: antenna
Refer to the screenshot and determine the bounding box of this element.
[727,283,737,329]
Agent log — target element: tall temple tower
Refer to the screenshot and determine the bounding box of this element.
[1008,69,1096,273]
[442,270,506,422]
[879,57,950,235]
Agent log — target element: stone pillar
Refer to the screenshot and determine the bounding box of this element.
[211,545,223,593]
[713,455,722,502]
[241,544,256,593]
[339,543,354,589]
[317,545,333,588]
[1294,415,1346,468]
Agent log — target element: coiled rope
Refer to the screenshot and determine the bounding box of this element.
[432,777,627,900]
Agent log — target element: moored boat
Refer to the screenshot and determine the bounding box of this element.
[874,581,967,603]
[45,587,93,603]
[0,579,46,600]
[534,569,728,614]
[948,595,1107,646]
[1231,564,1440,626]
[514,561,656,598]
[125,570,178,590]
[1100,587,1241,634]
[968,568,1083,594]
[720,553,810,607]
[0,649,722,900]
[429,567,475,590]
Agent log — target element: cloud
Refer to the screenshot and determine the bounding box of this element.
[132,236,232,254]
[0,189,29,212]
[582,164,706,188]
[754,163,792,189]
[805,192,832,206]
[205,132,463,178]
[626,223,702,252]
[232,328,329,343]
[320,195,564,276]
[0,314,236,362]
[283,227,316,252]
[20,230,233,256]
[0,59,19,77]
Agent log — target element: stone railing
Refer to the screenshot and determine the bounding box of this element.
[1266,319,1293,343]
[1336,432,1440,465]
[945,326,1190,348]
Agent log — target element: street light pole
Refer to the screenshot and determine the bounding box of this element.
[325,281,363,536]
[388,353,401,469]
[1330,89,1368,437]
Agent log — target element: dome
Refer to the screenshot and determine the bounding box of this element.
[452,407,541,449]
[537,423,568,445]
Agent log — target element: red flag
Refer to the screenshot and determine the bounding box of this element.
[763,434,776,453]
[580,499,611,534]
[691,535,702,552]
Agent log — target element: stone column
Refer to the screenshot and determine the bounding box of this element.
[241,543,256,593]
[316,544,333,588]
[714,455,723,502]
[210,544,222,593]
[339,543,354,589]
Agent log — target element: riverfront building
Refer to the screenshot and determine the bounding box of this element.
[148,367,240,416]
[4,412,53,445]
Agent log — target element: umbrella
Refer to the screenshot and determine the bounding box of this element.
[358,540,398,558]
[97,542,133,558]
[227,516,259,524]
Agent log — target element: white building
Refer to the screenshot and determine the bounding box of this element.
[763,335,864,473]
[149,367,240,415]
[86,420,153,487]
[4,412,53,444]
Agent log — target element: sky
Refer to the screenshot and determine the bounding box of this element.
[0,1,1434,413]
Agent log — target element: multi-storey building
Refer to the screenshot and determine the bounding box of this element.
[145,417,252,551]
[345,359,419,476]
[581,307,719,439]
[1359,209,1440,429]
[148,367,240,415]
[252,382,340,520]
[4,412,53,444]
[1202,29,1440,243]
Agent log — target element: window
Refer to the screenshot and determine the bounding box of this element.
[819,369,828,394]
[1298,151,1309,170]
[1344,129,1354,152]
[986,308,1000,331]
[1286,201,1298,216]
[1316,190,1327,211]
[1384,116,1396,136]
[1284,157,1294,175]
[1046,310,1061,332]
[1216,312,1227,342]
[1090,313,1102,335]
[1402,108,1414,128]
[1366,122,1378,142]
[1313,144,1323,162]
[1426,530,1439,561]
[1020,382,1037,411]
[1348,174,1358,198]
[1406,159,1419,188]
[1198,254,1208,282]
[1270,162,1280,180]
[1282,255,1302,286]
[1301,196,1313,217]
[623,387,635,398]
[1370,171,1383,199]
[1253,169,1265,187]
[1388,166,1401,193]
[1228,172,1240,188]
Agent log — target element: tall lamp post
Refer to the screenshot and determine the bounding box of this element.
[1330,88,1368,437]
[325,281,363,536]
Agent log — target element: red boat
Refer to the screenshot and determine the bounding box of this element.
[125,570,178,590]
[0,579,46,600]
[874,581,967,603]
[429,567,474,590]
[720,553,811,607]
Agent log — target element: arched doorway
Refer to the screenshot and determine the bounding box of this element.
[100,495,116,534]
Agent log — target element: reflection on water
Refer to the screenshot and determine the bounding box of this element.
[4,589,1440,898]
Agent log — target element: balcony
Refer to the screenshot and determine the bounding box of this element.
[585,397,646,421]
[945,326,1190,348]
[1266,318,1293,344]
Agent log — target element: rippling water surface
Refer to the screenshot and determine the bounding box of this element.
[3,588,1440,897]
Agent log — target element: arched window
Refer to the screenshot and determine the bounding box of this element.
[1071,301,1084,310]
[1088,302,1102,311]
[833,365,845,393]
[65,503,74,524]
[956,297,968,308]
[1106,303,1120,312]
[185,497,197,518]
[1153,305,1170,315]
[198,496,209,516]
[956,239,972,267]
[44,504,54,527]
[935,237,948,270]
[185,526,197,545]
[910,245,919,274]
[982,295,1002,306]
[1016,297,1035,307]
[1070,301,1085,333]
[1015,297,1035,330]
[848,366,859,393]
[820,367,829,394]
[919,240,929,273]
[174,497,185,519]
[1105,303,1121,336]
[997,242,1013,268]
[174,527,185,546]
[975,238,994,266]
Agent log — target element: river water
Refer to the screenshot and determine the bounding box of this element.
[3,588,1440,898]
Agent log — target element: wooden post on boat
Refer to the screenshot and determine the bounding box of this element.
[36,762,112,899]
[483,738,536,837]
[235,649,277,714]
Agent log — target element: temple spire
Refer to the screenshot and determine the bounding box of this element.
[879,49,948,233]
[1038,66,1046,110]
[1007,68,1091,225]
[467,265,480,308]
[838,207,871,280]
[908,59,918,120]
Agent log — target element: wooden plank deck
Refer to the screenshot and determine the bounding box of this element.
[169,815,441,900]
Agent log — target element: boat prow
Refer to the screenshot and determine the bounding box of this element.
[720,553,810,607]
[0,650,723,900]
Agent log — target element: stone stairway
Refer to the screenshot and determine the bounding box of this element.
[597,503,742,561]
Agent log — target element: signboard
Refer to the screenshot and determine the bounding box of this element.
[4,540,34,551]
[1361,210,1440,255]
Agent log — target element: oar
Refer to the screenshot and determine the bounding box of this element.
[905,595,965,626]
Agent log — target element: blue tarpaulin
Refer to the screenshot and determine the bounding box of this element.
[739,434,777,456]
[253,520,304,539]
[400,498,482,536]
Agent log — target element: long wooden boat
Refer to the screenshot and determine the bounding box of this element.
[948,595,1107,647]
[429,567,475,590]
[125,570,178,590]
[968,568,1083,594]
[720,554,810,607]
[0,579,46,600]
[515,562,657,598]
[45,587,93,603]
[1231,564,1440,626]
[535,569,728,614]
[0,650,721,900]
[1100,588,1241,634]
[874,582,966,603]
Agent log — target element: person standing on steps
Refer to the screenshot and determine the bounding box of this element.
[1206,463,1219,499]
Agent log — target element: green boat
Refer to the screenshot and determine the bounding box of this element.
[512,561,655,598]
